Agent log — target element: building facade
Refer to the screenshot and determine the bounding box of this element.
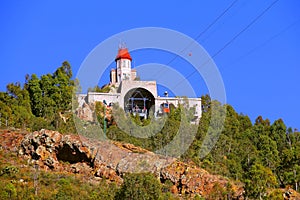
[78,47,202,122]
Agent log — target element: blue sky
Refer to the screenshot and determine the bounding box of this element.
[0,1,299,129]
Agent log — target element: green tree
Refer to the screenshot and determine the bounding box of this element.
[0,183,17,200]
[28,74,43,117]
[55,178,75,200]
[5,82,33,128]
[52,61,74,111]
[115,173,162,200]
[244,162,277,199]
[257,134,279,170]
[0,99,12,127]
[270,119,287,152]
[26,61,76,132]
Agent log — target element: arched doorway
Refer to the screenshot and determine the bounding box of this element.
[124,87,155,119]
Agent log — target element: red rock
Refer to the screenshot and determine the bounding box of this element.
[0,129,248,198]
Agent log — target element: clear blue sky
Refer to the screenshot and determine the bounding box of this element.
[0,1,299,129]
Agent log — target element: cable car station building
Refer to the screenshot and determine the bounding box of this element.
[80,47,202,122]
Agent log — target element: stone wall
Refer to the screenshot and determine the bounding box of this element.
[87,92,121,106]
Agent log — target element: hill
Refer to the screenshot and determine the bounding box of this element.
[1,63,300,199]
[0,128,245,199]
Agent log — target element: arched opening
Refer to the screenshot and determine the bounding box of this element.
[124,88,155,119]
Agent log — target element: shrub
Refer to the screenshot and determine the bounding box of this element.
[115,173,162,200]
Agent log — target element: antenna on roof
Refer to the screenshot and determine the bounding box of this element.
[121,42,126,49]
[117,37,127,49]
[118,38,122,49]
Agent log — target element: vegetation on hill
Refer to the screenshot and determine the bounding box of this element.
[0,63,299,199]
[0,142,185,200]
[0,61,77,133]
[107,96,300,199]
[88,85,111,93]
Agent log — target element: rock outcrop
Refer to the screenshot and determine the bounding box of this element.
[2,129,245,198]
[75,101,115,125]
[76,102,95,122]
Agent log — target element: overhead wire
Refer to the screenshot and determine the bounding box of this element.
[172,0,280,89]
[150,0,239,79]
[228,18,300,66]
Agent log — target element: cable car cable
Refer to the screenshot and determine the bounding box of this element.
[172,0,280,90]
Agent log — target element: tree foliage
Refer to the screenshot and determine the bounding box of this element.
[0,61,76,133]
[115,173,162,200]
[101,93,300,198]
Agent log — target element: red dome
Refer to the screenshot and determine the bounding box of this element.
[115,48,132,61]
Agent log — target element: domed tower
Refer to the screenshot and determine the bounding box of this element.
[114,46,132,83]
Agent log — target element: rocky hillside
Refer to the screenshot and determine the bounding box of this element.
[1,129,300,199]
[0,128,246,199]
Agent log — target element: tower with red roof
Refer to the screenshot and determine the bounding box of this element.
[110,46,136,85]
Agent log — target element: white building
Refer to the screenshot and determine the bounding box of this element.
[78,46,202,122]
